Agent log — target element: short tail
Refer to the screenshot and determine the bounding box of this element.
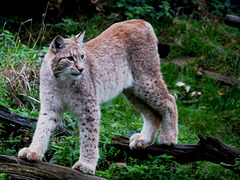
[158,42,171,58]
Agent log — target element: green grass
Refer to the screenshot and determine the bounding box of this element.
[0,14,239,179]
[159,17,240,78]
[0,29,43,112]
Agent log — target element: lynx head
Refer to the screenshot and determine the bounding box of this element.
[50,30,86,80]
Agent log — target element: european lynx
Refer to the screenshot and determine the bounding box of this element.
[18,19,178,175]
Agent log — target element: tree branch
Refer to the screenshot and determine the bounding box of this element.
[0,104,70,137]
[224,14,240,28]
[111,135,240,172]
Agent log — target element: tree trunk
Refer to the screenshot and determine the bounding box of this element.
[224,14,240,28]
[0,155,105,180]
[111,135,240,173]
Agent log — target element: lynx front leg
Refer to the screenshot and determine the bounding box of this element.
[73,104,100,175]
[18,110,61,161]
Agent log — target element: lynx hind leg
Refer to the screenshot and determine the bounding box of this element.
[133,79,178,146]
[123,89,161,150]
[158,94,178,145]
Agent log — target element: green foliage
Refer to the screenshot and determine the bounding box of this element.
[161,61,240,140]
[221,158,240,174]
[49,136,80,167]
[54,19,84,37]
[100,94,141,142]
[0,173,7,180]
[208,0,240,16]
[114,0,240,25]
[189,161,240,179]
[97,155,193,179]
[159,18,240,78]
[115,0,174,23]
[0,30,41,69]
[0,29,43,111]
[83,15,107,41]
[61,112,79,133]
[0,130,32,156]
[54,15,106,41]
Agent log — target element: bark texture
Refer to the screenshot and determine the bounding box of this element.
[111,135,240,172]
[0,155,105,180]
[224,14,240,28]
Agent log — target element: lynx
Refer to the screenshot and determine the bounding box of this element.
[18,19,178,175]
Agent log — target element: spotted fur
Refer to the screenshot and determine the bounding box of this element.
[18,19,178,175]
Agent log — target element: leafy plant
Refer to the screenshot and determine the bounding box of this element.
[49,136,80,167]
[0,130,32,156]
[0,29,43,110]
[54,19,84,37]
[115,0,174,23]
[208,0,240,16]
[0,173,7,180]
[97,155,193,179]
[158,1,175,18]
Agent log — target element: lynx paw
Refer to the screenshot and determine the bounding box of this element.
[18,147,43,161]
[158,134,177,146]
[129,133,150,150]
[73,160,95,175]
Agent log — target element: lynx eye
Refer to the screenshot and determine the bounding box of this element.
[80,54,85,60]
[67,56,75,61]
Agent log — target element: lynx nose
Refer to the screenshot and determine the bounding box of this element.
[78,68,84,73]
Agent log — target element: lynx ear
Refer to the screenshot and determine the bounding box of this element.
[52,35,65,54]
[76,26,86,44]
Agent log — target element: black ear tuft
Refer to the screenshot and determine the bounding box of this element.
[77,25,87,39]
[52,35,65,54]
[158,42,171,58]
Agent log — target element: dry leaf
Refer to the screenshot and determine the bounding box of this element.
[218,92,225,96]
[231,38,237,44]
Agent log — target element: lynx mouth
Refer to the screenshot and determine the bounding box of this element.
[71,72,82,76]
[70,71,84,76]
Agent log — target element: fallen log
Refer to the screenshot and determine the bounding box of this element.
[111,135,240,172]
[0,104,70,137]
[0,155,105,180]
[224,14,240,28]
[203,70,240,86]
